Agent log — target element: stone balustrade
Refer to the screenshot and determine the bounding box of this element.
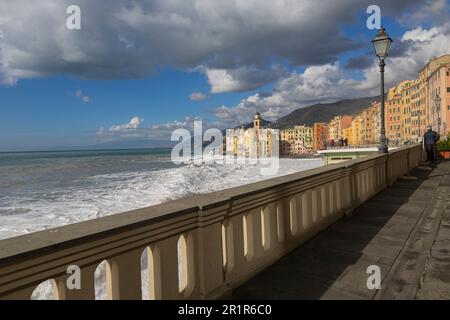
[0,144,423,300]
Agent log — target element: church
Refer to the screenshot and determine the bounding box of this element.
[225,112,277,158]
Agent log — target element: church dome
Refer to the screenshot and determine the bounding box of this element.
[254,112,262,120]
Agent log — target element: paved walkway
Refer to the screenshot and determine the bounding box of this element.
[233,160,450,299]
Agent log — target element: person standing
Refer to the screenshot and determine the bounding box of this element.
[423,126,440,162]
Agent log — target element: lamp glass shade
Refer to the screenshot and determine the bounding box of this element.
[371,28,393,58]
[435,95,441,108]
[372,38,391,58]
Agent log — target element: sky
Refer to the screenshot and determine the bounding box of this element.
[0,0,449,151]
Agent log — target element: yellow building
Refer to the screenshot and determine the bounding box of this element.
[280,125,313,155]
[401,80,414,142]
[341,124,353,145]
[409,79,422,142]
[328,115,353,142]
[386,79,425,144]
[351,114,363,146]
[386,84,403,144]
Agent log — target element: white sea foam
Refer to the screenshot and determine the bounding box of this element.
[0,158,323,240]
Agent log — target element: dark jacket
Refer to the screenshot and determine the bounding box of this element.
[423,130,440,146]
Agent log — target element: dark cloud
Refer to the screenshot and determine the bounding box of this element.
[396,0,450,27]
[388,38,414,58]
[345,55,373,69]
[0,0,428,87]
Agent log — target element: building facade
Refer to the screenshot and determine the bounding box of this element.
[226,112,276,157]
[225,54,450,157]
[313,123,328,151]
[328,115,352,142]
[280,125,313,156]
[418,54,450,137]
[387,82,405,145]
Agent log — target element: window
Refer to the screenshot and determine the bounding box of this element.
[447,87,450,93]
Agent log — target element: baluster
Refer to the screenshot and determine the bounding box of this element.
[108,248,143,300]
[156,236,182,299]
[301,191,313,232]
[55,264,97,300]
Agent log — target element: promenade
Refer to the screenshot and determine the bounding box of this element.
[234,160,450,299]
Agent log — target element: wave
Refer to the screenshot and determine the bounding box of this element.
[0,158,323,240]
[1,157,323,299]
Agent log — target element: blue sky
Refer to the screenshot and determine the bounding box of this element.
[0,68,270,149]
[0,0,449,151]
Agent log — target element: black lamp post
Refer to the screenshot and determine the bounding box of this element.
[372,27,393,154]
[418,110,422,138]
[434,93,441,134]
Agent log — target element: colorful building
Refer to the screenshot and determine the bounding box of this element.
[350,114,363,146]
[419,54,450,137]
[226,53,450,156]
[387,83,405,144]
[401,80,413,142]
[313,123,328,151]
[410,79,422,142]
[340,123,352,145]
[280,125,313,155]
[328,115,352,142]
[226,112,276,157]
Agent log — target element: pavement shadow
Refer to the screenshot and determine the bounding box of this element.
[232,164,435,300]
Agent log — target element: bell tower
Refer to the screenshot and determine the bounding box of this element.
[254,112,262,129]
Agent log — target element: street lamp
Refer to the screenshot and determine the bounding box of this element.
[434,93,441,134]
[372,27,393,154]
[418,110,422,139]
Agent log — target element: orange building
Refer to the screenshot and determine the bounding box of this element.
[313,123,329,151]
[419,54,450,135]
[358,102,380,145]
[386,83,404,144]
[419,54,450,137]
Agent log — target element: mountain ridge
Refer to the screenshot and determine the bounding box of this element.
[269,95,383,129]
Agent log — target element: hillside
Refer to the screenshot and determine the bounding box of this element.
[270,95,383,129]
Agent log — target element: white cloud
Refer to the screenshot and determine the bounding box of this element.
[97,126,105,136]
[99,18,450,139]
[204,65,285,93]
[109,116,143,132]
[212,22,450,127]
[75,89,90,103]
[189,92,208,101]
[98,115,213,141]
[402,26,440,42]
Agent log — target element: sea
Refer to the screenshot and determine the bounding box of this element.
[0,148,324,241]
[0,148,324,299]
